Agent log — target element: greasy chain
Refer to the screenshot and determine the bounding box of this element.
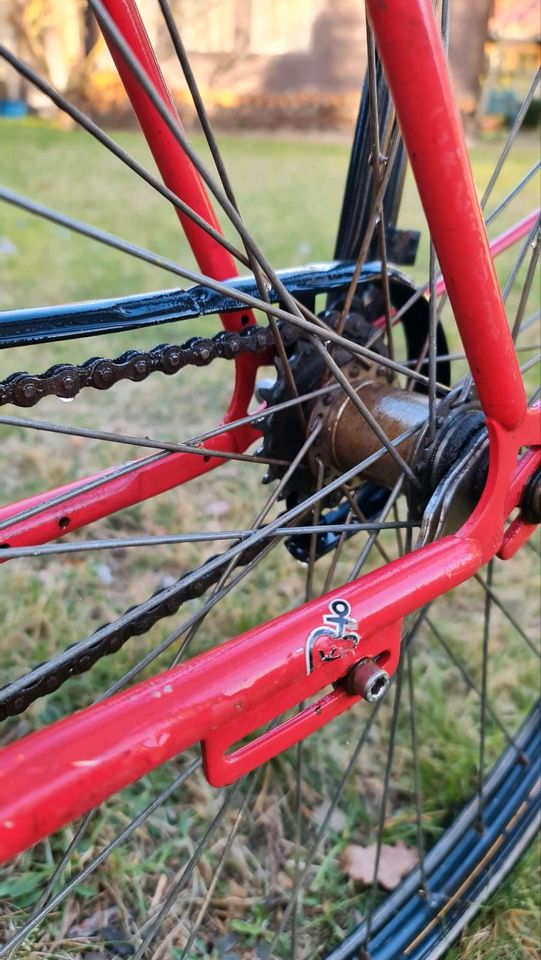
[0,536,267,720]
[0,324,280,408]
[0,323,284,718]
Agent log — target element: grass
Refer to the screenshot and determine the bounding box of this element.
[0,117,539,959]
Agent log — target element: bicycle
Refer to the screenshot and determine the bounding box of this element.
[0,0,539,957]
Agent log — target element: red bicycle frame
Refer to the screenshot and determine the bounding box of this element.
[0,0,539,862]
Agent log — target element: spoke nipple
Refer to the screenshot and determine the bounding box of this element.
[346,658,390,703]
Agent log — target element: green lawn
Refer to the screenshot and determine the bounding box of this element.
[0,118,539,959]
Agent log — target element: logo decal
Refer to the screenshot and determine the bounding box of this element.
[305,598,360,674]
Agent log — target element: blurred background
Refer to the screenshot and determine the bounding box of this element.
[0,0,539,130]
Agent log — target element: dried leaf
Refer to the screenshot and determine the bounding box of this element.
[341,841,418,891]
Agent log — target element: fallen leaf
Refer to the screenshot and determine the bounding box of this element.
[341,841,418,891]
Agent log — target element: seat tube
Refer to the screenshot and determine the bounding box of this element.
[366,0,527,431]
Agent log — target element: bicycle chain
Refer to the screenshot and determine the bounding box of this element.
[0,323,279,408]
[0,321,294,717]
[0,530,269,721]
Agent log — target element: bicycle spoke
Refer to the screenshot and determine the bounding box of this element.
[406,600,428,897]
[291,733,303,960]
[0,45,248,268]
[168,422,323,665]
[265,605,426,959]
[480,67,541,209]
[0,759,202,957]
[0,187,437,390]
[337,128,402,336]
[363,67,540,361]
[476,560,493,830]
[0,382,340,452]
[266,701,382,956]
[451,223,541,429]
[289,460,326,957]
[347,477,404,581]
[132,779,244,958]
[400,344,540,366]
[503,215,540,308]
[519,307,541,337]
[362,657,405,951]
[427,244,439,443]
[312,338,419,486]
[89,0,331,342]
[0,522,419,562]
[520,351,541,375]
[155,0,305,420]
[366,22,395,362]
[485,161,541,228]
[0,448,166,533]
[1,7,539,957]
[178,769,261,960]
[305,458,326,603]
[511,221,540,340]
[322,503,355,594]
[474,571,541,659]
[425,614,524,753]
[0,422,424,718]
[0,413,286,466]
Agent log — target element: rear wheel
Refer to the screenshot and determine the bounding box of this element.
[0,4,539,959]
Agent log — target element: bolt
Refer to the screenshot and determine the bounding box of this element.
[345,659,390,703]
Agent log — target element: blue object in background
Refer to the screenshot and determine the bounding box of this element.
[0,99,28,118]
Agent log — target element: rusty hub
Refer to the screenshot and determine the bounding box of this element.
[309,358,428,489]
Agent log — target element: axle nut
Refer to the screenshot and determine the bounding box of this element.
[345,658,390,703]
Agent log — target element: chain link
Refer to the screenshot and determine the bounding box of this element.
[0,324,278,408]
[0,322,289,718]
[0,537,266,721]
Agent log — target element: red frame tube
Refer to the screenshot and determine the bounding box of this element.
[367,0,527,432]
[0,0,539,861]
[97,0,260,418]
